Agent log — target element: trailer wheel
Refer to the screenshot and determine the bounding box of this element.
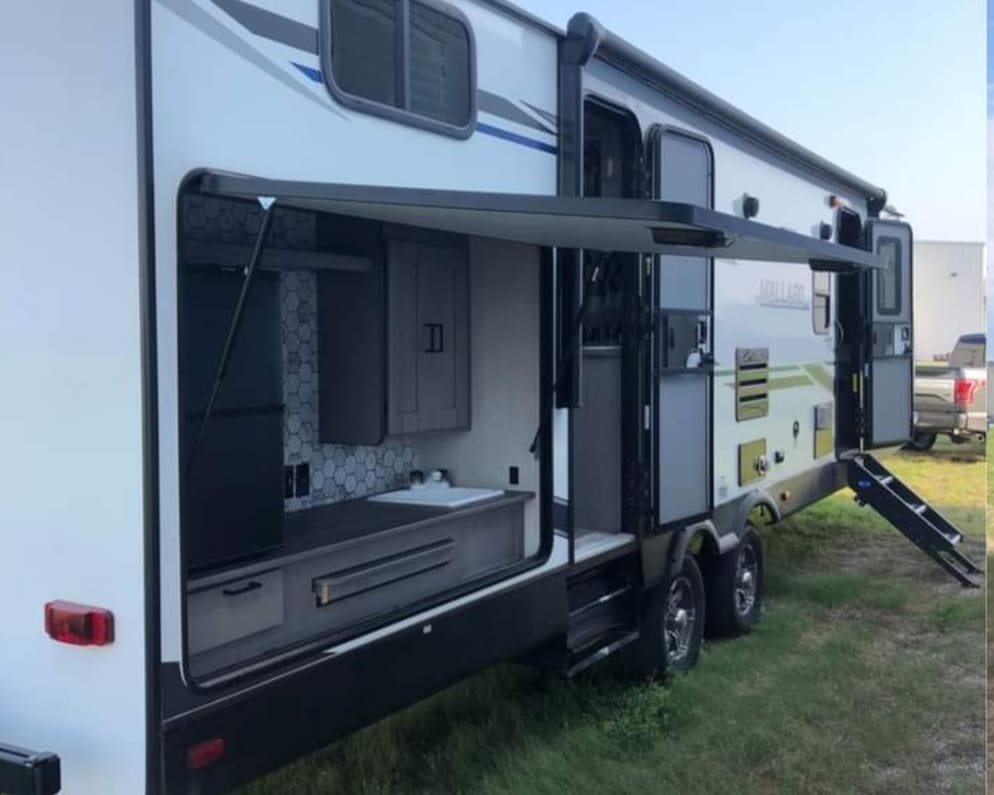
[905,432,937,451]
[627,553,705,677]
[705,527,764,638]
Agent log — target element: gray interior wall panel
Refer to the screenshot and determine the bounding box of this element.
[415,237,542,554]
[573,350,621,532]
[658,375,709,524]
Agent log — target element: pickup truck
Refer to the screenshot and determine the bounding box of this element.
[909,333,987,450]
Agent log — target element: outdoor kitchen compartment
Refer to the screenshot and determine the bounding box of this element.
[186,490,531,677]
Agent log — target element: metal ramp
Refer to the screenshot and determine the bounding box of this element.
[846,454,982,588]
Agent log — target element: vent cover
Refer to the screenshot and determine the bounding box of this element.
[735,348,769,421]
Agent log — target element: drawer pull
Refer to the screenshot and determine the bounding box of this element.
[222,580,263,597]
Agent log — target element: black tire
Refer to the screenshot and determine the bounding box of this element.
[905,432,937,451]
[705,527,764,638]
[626,554,705,677]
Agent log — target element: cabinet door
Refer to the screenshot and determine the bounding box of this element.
[387,240,469,434]
[416,245,469,431]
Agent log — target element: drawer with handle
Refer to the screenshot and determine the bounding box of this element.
[187,568,284,655]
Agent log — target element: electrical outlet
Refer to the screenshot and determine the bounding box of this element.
[284,466,295,499]
[295,462,310,497]
[509,466,519,486]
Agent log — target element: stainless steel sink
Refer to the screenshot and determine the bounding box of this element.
[368,487,504,509]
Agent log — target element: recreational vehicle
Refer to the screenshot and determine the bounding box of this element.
[0,2,981,794]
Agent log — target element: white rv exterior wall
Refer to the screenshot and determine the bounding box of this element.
[150,0,559,667]
[912,240,986,360]
[0,4,148,794]
[585,60,865,508]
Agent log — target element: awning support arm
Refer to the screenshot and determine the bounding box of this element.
[185,197,276,481]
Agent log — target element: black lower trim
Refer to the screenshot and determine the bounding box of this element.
[711,461,847,537]
[163,570,567,794]
[0,743,61,795]
[769,462,847,520]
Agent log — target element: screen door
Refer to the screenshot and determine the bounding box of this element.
[864,219,913,447]
[651,128,713,525]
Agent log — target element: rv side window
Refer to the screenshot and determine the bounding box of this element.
[812,271,831,334]
[876,237,902,315]
[322,0,475,135]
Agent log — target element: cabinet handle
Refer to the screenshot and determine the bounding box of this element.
[222,580,262,597]
[423,323,444,353]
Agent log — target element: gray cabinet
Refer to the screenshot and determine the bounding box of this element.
[387,239,470,435]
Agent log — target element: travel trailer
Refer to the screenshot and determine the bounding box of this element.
[0,2,981,794]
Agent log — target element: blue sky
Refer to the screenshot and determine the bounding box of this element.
[528,0,986,243]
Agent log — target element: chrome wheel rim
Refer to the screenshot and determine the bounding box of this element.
[734,544,759,617]
[665,575,696,665]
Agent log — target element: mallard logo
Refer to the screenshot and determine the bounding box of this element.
[757,279,810,309]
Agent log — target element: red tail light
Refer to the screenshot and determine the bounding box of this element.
[953,378,980,407]
[44,601,114,646]
[187,738,226,771]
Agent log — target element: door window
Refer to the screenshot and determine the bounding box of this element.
[876,237,902,315]
[812,271,831,334]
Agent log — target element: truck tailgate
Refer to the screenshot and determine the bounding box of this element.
[914,367,955,410]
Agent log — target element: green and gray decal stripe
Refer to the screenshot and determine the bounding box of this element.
[716,362,834,393]
[801,363,834,391]
[714,364,807,376]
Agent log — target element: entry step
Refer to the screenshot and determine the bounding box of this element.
[846,454,981,587]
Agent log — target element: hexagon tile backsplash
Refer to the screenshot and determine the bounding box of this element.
[181,194,419,512]
[281,270,418,512]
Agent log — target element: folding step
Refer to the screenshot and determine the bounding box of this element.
[568,584,631,622]
[846,454,982,587]
[565,567,638,676]
[566,629,639,678]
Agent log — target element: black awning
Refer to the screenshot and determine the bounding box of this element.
[198,171,879,270]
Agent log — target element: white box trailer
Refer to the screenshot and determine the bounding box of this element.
[0,2,980,794]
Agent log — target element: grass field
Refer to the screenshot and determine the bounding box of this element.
[243,441,985,795]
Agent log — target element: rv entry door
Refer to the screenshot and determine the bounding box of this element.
[863,219,913,447]
[650,128,713,525]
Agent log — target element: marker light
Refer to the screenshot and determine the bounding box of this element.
[44,601,114,646]
[187,738,226,771]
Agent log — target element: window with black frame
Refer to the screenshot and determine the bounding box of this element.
[322,0,475,134]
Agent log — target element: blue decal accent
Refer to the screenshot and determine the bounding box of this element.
[293,61,322,82]
[857,479,871,489]
[291,63,556,155]
[475,122,557,155]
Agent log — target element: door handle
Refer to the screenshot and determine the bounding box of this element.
[697,319,708,347]
[222,580,262,597]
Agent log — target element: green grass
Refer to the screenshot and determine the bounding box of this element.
[243,440,985,795]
